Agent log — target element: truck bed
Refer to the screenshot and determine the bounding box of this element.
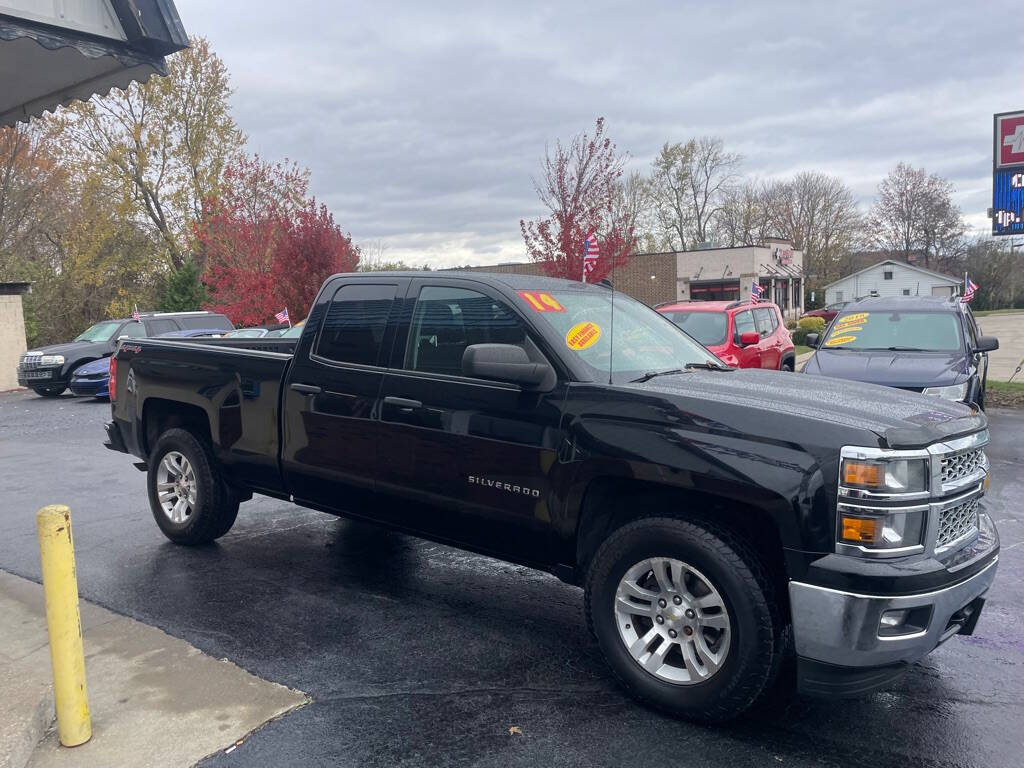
[114,337,293,495]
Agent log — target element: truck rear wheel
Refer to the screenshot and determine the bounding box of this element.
[147,428,239,545]
[585,516,779,723]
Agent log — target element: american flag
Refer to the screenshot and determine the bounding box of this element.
[132,304,140,322]
[275,307,290,324]
[750,282,765,304]
[961,277,978,304]
[582,232,599,281]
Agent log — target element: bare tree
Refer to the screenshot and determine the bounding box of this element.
[650,140,695,250]
[869,162,964,270]
[715,179,776,247]
[687,136,741,245]
[773,172,863,284]
[611,170,656,250]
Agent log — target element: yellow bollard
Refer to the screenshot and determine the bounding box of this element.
[36,505,91,747]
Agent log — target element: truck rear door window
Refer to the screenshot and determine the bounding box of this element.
[405,286,527,376]
[753,308,775,335]
[315,283,397,366]
[147,319,179,336]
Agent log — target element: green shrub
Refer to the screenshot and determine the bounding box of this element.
[792,327,808,345]
[797,316,826,332]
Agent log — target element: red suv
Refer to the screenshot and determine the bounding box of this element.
[657,300,796,371]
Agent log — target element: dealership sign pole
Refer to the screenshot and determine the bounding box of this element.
[992,110,1024,235]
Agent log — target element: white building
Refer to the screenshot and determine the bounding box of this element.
[823,260,959,305]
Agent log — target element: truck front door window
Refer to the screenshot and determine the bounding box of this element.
[405,286,527,376]
[315,284,397,366]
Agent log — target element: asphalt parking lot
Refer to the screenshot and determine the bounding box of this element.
[0,390,1022,768]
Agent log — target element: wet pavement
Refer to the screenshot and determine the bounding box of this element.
[0,390,1021,767]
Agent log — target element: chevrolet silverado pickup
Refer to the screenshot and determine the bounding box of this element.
[104,271,1000,722]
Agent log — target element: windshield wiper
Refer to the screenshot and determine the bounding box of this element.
[630,368,687,383]
[880,346,926,352]
[631,362,731,383]
[684,360,732,371]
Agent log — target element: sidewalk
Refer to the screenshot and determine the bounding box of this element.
[0,571,307,768]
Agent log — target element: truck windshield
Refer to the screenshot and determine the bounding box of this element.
[518,289,720,384]
[74,321,121,342]
[660,311,728,346]
[823,310,963,352]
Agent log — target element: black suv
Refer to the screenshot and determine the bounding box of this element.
[17,311,233,397]
[802,296,999,408]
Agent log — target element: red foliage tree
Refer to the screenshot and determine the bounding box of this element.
[520,118,633,283]
[199,156,358,326]
[272,201,359,317]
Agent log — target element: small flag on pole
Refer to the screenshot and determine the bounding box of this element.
[750,282,765,304]
[961,277,978,304]
[132,304,141,322]
[275,307,290,325]
[582,232,599,282]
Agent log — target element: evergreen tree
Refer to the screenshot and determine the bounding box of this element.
[161,259,207,311]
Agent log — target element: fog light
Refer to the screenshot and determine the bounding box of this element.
[878,606,931,637]
[880,609,908,629]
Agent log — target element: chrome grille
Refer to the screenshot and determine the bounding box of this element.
[936,496,980,551]
[19,353,42,370]
[940,448,985,485]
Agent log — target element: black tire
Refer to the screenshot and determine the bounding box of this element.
[147,428,239,545]
[32,385,66,397]
[585,517,780,723]
[780,358,795,372]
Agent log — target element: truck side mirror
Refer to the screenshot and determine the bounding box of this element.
[462,344,552,388]
[805,333,819,348]
[738,331,760,347]
[974,336,998,353]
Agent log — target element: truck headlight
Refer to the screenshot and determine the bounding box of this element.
[922,381,968,401]
[842,457,928,493]
[838,506,926,551]
[40,355,65,366]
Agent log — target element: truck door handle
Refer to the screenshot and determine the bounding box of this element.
[383,396,422,411]
[290,383,322,395]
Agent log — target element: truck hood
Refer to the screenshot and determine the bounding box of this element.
[626,368,985,449]
[802,349,969,389]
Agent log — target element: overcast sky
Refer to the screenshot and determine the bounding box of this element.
[175,0,1015,267]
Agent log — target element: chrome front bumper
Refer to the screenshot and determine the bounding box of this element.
[789,549,998,669]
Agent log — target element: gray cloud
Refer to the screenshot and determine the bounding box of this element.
[175,0,1015,266]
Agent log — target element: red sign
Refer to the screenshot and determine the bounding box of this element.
[996,111,1024,168]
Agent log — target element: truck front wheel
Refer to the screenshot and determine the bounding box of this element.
[147,428,239,545]
[585,517,779,722]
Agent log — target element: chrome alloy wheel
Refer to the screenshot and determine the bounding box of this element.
[156,451,197,524]
[614,557,731,684]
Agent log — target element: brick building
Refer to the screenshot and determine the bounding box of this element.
[457,238,805,319]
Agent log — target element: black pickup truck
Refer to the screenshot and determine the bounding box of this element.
[105,271,999,722]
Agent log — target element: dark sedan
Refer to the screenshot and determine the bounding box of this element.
[802,296,999,408]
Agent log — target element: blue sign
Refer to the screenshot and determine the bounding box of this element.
[992,167,1024,235]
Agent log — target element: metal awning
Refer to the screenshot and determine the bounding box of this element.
[0,0,187,126]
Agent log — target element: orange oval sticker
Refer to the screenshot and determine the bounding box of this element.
[566,321,602,350]
[826,334,858,346]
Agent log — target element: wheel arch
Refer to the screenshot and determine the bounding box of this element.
[141,398,213,458]
[573,477,791,607]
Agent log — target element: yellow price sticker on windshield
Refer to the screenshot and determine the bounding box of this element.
[833,325,863,333]
[566,321,602,350]
[826,334,857,346]
[835,312,869,326]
